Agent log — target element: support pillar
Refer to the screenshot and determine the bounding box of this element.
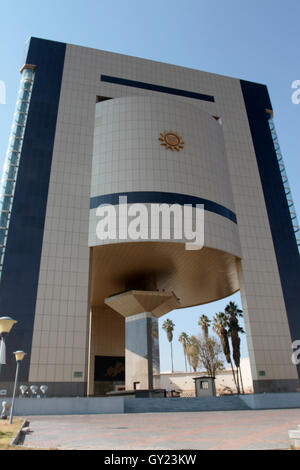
[125,312,159,390]
[104,289,180,391]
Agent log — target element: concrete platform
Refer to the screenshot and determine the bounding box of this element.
[10,392,300,416]
[21,409,300,450]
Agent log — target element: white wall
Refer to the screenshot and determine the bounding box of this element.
[155,358,254,396]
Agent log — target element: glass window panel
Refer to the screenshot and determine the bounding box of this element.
[0,211,9,227]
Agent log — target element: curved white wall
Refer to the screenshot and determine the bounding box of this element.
[89,95,240,258]
[91,95,233,205]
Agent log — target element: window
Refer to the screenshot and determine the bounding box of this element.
[96,96,112,103]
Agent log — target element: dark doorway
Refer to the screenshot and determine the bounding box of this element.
[94,355,125,396]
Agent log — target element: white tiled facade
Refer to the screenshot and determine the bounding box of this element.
[24,41,299,394]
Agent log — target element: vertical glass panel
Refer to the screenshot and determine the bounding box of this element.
[16,101,28,113]
[4,165,17,180]
[11,124,25,139]
[0,179,14,195]
[0,65,35,278]
[0,212,9,228]
[268,116,300,254]
[0,229,7,246]
[0,196,12,211]
[14,113,27,126]
[9,137,23,152]
[6,151,19,165]
[18,89,30,101]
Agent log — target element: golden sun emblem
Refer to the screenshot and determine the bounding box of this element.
[158,131,184,151]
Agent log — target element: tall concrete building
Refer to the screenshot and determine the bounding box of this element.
[0,37,299,396]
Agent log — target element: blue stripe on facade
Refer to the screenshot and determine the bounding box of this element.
[0,38,66,382]
[90,191,237,224]
[101,75,215,103]
[240,80,300,379]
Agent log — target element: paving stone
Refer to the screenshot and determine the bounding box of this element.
[21,408,300,450]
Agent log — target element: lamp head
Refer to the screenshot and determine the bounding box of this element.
[13,350,26,362]
[0,317,17,335]
[40,385,48,394]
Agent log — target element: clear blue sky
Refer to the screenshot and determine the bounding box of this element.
[0,0,299,372]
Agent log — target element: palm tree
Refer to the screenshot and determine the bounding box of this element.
[213,312,238,392]
[178,332,189,372]
[198,314,211,340]
[225,302,245,394]
[162,318,175,372]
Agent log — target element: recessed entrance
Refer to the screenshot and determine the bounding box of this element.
[94,355,125,396]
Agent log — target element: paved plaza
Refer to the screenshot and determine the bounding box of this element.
[21,408,300,450]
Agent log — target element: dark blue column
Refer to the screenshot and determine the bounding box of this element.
[0,38,66,383]
[241,80,300,382]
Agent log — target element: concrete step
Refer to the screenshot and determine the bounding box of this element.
[124,396,251,414]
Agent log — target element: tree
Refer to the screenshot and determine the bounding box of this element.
[197,335,224,377]
[186,335,200,372]
[198,314,211,340]
[225,301,245,394]
[162,318,175,372]
[213,312,238,393]
[178,332,189,372]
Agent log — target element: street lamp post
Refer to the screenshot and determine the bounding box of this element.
[0,317,17,376]
[9,351,26,424]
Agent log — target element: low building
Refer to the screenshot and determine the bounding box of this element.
[154,357,253,396]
